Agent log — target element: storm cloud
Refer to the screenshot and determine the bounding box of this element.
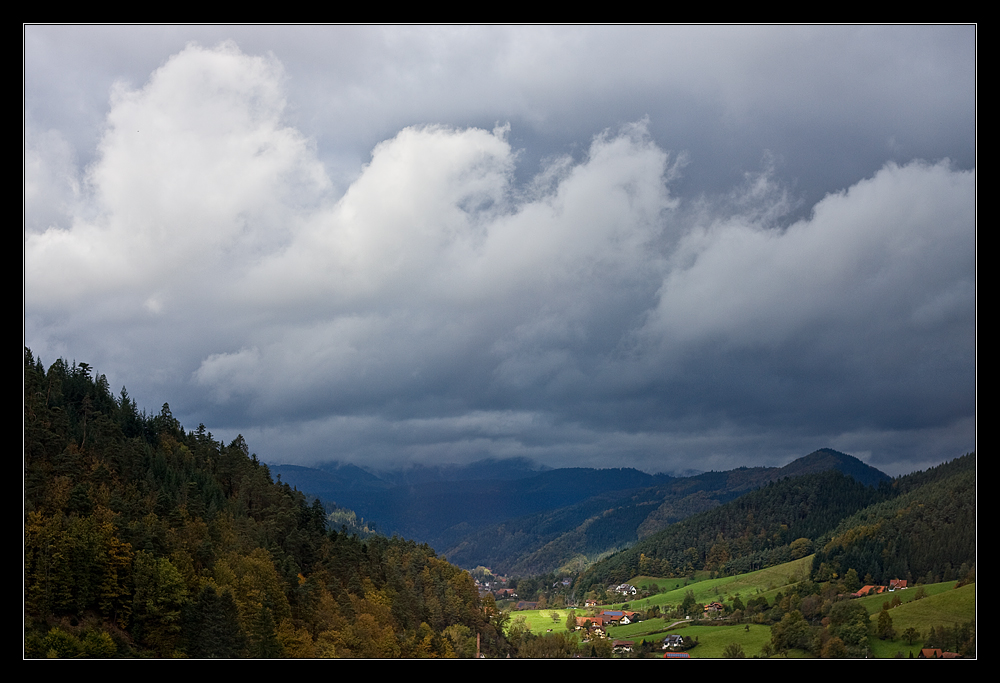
[25,28,975,476]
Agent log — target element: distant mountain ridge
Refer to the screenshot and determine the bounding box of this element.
[271,449,890,574]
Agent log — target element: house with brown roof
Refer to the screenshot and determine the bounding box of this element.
[918,648,961,659]
[577,616,608,633]
[852,585,885,597]
[600,609,639,625]
[613,640,634,653]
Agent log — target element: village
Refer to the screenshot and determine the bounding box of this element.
[470,563,973,658]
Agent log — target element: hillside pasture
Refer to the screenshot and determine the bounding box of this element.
[510,608,574,635]
[855,580,964,614]
[866,582,975,658]
[617,556,814,613]
[628,624,773,659]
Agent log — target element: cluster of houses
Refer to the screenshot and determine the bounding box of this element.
[611,583,638,596]
[575,610,640,629]
[474,573,575,604]
[573,609,643,638]
[851,578,907,598]
[473,574,513,599]
[611,634,689,655]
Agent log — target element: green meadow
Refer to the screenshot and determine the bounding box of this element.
[617,556,814,613]
[866,583,975,659]
[855,580,964,614]
[511,609,575,634]
[606,623,774,658]
[504,560,974,658]
[509,556,815,638]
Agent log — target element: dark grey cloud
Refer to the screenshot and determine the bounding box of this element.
[25,27,975,477]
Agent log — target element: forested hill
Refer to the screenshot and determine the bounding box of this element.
[574,469,887,596]
[574,452,974,597]
[812,452,976,585]
[24,350,507,658]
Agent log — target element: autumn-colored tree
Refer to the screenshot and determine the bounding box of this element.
[821,636,848,658]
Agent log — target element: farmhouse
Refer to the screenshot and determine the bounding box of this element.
[852,585,885,597]
[600,609,639,625]
[703,601,725,615]
[576,616,608,633]
[662,634,684,649]
[613,640,634,653]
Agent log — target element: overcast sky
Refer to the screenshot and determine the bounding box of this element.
[24,26,976,477]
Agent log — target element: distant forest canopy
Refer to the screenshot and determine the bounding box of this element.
[24,349,508,658]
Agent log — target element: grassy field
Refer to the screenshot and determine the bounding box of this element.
[855,580,962,614]
[507,556,815,637]
[504,564,974,658]
[622,623,774,659]
[866,582,975,658]
[631,575,704,594]
[605,616,694,640]
[511,608,575,634]
[617,556,814,613]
